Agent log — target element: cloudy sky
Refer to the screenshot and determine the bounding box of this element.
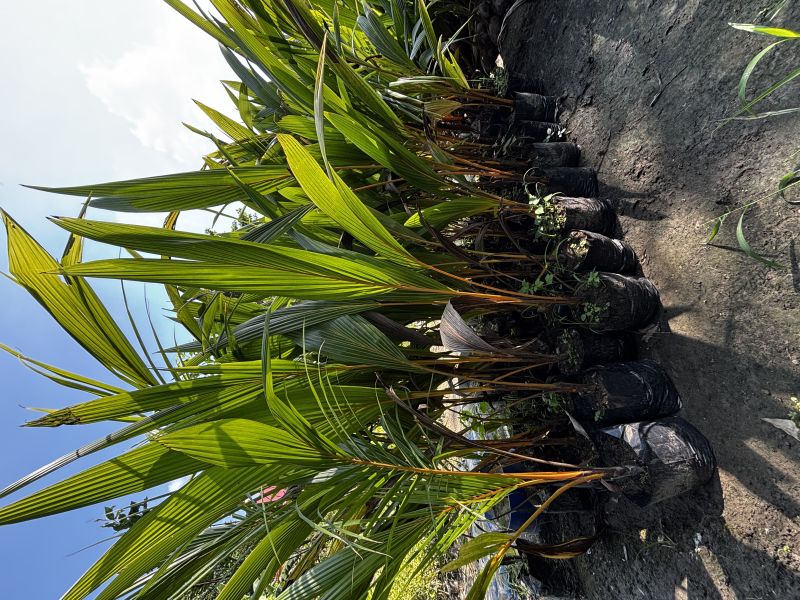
[0,1,235,596]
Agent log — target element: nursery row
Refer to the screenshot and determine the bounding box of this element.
[0,1,714,599]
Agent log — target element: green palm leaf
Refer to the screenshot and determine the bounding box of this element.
[2,211,157,388]
[29,167,292,212]
[0,445,204,524]
[279,133,419,266]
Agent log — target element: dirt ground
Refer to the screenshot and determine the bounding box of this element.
[500,1,800,598]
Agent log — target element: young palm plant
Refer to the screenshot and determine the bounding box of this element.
[1,1,631,598]
[708,18,800,266]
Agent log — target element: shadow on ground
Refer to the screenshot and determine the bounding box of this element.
[502,1,800,597]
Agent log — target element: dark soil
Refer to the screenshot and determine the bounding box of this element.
[500,1,800,598]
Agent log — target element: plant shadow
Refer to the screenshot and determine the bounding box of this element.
[500,0,800,596]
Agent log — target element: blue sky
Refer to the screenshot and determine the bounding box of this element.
[0,2,233,597]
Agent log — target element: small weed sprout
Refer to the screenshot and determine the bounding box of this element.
[543,392,565,415]
[579,301,608,324]
[519,272,554,294]
[572,270,606,322]
[490,67,509,97]
[581,270,601,288]
[568,235,590,259]
[528,192,566,240]
[556,330,582,372]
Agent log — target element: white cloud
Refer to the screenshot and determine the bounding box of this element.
[79,5,249,233]
[80,8,234,169]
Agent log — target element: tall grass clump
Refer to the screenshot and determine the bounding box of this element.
[708,14,799,266]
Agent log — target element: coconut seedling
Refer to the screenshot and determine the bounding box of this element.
[0,1,710,598]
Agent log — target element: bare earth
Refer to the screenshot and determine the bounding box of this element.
[500,1,800,598]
